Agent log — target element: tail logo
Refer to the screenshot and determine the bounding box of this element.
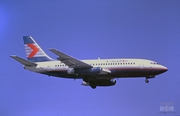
[27,44,39,58]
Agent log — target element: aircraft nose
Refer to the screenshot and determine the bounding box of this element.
[161,65,168,72]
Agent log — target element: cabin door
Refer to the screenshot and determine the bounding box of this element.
[139,64,144,69]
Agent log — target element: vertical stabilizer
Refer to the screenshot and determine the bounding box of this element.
[23,36,53,62]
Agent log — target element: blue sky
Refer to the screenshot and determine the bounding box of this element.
[0,0,180,116]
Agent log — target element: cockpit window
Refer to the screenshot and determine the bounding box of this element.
[150,62,159,65]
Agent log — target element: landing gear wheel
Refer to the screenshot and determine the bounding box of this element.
[90,84,97,89]
[83,78,89,82]
[89,81,97,89]
[145,78,149,83]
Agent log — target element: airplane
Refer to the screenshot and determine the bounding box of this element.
[10,36,168,89]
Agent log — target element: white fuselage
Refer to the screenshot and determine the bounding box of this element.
[24,58,167,79]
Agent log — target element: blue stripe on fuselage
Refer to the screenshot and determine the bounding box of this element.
[28,56,53,62]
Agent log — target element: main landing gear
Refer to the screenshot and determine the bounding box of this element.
[89,81,97,89]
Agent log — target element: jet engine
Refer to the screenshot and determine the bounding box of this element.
[67,67,111,74]
[67,68,74,74]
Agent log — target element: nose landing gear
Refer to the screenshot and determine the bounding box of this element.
[145,76,155,83]
[145,78,149,83]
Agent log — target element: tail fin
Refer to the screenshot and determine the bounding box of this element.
[23,36,53,62]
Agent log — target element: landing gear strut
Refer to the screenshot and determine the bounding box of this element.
[90,84,97,89]
[145,78,149,83]
[84,78,97,89]
[89,81,97,89]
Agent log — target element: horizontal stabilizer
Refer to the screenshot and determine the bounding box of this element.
[10,55,37,66]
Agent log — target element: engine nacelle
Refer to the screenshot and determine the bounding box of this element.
[67,68,75,74]
[67,67,103,74]
[89,67,102,73]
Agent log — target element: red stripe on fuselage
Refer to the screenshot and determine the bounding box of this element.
[107,67,166,70]
[27,44,39,58]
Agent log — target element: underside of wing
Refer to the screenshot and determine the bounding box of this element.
[82,78,117,89]
[49,48,92,69]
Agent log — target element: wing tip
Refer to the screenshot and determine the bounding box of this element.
[10,55,17,58]
[49,48,56,51]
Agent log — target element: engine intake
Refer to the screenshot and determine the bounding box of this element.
[67,68,74,74]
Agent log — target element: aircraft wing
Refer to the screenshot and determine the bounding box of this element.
[49,48,92,69]
[10,55,37,66]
